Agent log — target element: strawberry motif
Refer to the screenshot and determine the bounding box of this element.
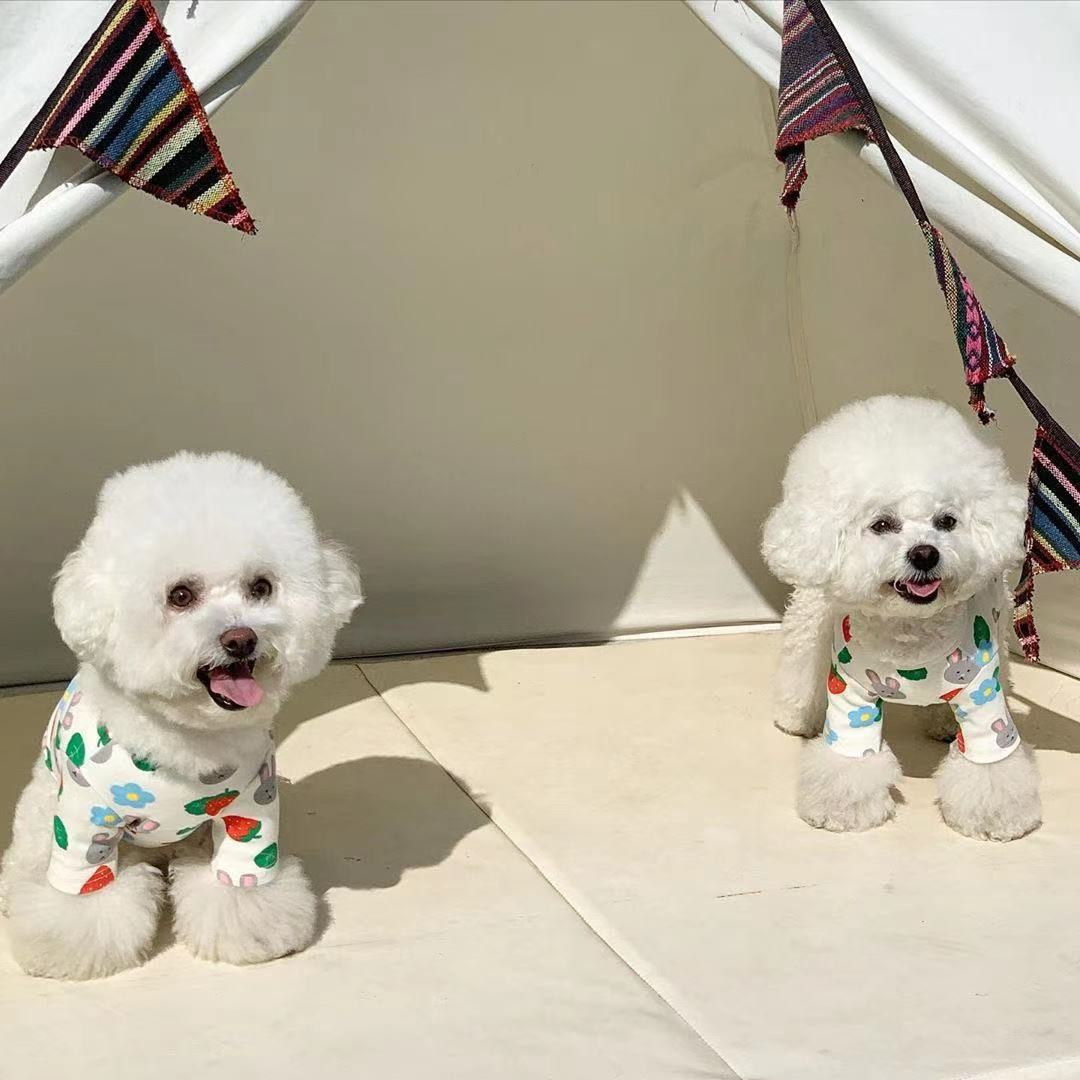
[184,789,239,817]
[80,865,115,894]
[223,815,262,842]
[827,665,846,695]
[842,615,852,643]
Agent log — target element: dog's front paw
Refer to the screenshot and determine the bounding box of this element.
[935,743,1041,841]
[170,855,317,965]
[7,863,163,980]
[796,736,901,832]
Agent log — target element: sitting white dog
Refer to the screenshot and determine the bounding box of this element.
[762,396,1041,840]
[0,452,362,978]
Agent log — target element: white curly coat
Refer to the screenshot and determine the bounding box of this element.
[0,452,362,979]
[762,396,1041,840]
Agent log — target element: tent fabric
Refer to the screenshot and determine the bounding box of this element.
[685,0,1080,321]
[0,0,310,294]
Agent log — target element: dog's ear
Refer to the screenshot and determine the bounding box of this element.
[52,545,114,664]
[968,463,1028,574]
[761,493,845,589]
[320,539,364,626]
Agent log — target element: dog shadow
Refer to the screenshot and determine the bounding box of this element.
[284,757,489,941]
[886,694,1080,781]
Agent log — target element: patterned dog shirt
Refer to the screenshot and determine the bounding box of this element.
[42,675,280,895]
[823,590,1020,764]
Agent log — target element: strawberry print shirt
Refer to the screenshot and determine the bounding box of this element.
[823,591,1020,765]
[42,676,280,896]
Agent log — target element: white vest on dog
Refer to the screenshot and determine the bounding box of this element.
[823,591,1020,764]
[41,675,280,895]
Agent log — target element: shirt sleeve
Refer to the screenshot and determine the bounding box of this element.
[46,765,122,896]
[210,752,280,888]
[824,663,885,758]
[948,657,1020,764]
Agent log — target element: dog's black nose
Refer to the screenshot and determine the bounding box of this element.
[907,544,940,572]
[220,627,257,659]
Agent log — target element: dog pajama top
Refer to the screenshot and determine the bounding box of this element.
[41,675,280,895]
[823,592,1020,764]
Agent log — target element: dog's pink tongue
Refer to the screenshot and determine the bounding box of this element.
[905,579,941,598]
[209,668,264,708]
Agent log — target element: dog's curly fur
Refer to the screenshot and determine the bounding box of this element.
[0,452,362,978]
[762,396,1040,840]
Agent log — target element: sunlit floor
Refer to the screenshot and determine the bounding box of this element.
[2,631,1079,1080]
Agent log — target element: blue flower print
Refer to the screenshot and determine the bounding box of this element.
[973,644,996,666]
[823,720,838,745]
[110,782,156,810]
[848,703,882,728]
[970,679,999,706]
[90,806,123,828]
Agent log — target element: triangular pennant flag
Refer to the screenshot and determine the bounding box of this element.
[1009,374,1080,660]
[0,0,254,234]
[920,223,1015,424]
[774,0,874,210]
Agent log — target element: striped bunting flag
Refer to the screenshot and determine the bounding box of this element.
[0,0,254,234]
[1010,373,1080,660]
[921,223,1014,424]
[774,0,873,210]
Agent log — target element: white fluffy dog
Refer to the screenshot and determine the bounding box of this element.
[0,452,362,979]
[762,396,1041,840]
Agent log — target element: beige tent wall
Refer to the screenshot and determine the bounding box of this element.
[1,1,1076,686]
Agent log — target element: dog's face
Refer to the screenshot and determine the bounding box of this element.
[763,397,1027,619]
[53,452,363,730]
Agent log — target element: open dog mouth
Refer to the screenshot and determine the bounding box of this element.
[196,660,265,711]
[893,577,942,605]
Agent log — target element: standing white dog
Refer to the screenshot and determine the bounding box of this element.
[762,396,1041,840]
[0,452,362,978]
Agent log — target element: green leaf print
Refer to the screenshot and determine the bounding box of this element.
[993,665,1001,692]
[896,668,928,681]
[973,615,991,649]
[253,842,278,870]
[66,732,85,767]
[97,722,111,747]
[53,815,68,850]
[54,727,61,750]
[132,756,157,772]
[837,646,852,665]
[43,747,52,771]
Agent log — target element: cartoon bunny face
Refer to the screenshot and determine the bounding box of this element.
[865,670,906,699]
[992,716,1019,748]
[253,757,277,806]
[85,832,120,865]
[943,648,979,685]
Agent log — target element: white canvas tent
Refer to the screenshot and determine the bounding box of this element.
[1,5,1079,1078]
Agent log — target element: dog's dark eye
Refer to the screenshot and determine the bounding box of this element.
[934,513,958,532]
[869,517,900,535]
[167,584,196,610]
[250,577,273,600]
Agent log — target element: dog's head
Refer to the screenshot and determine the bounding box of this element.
[53,452,363,729]
[762,396,1026,619]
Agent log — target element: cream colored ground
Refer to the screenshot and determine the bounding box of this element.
[2,632,1079,1079]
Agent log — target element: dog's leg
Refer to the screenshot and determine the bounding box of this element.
[935,743,1041,841]
[6,862,164,979]
[923,702,958,743]
[170,853,317,964]
[775,585,832,736]
[797,737,901,831]
[0,766,55,912]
